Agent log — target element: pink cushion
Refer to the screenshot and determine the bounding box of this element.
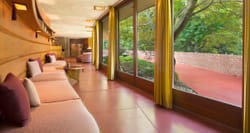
[27,61,42,77]
[45,53,56,63]
[29,58,43,72]
[0,73,30,126]
[33,80,79,103]
[0,100,100,133]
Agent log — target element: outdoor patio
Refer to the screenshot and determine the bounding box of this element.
[175,63,242,107]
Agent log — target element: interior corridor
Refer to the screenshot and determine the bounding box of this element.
[73,63,240,133]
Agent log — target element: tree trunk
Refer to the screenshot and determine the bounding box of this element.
[174,0,198,40]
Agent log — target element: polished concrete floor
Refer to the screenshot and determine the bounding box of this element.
[73,63,240,133]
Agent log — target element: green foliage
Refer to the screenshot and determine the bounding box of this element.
[119,56,154,80]
[137,59,154,80]
[174,0,243,55]
[119,16,133,55]
[119,56,134,75]
[102,56,107,64]
[103,40,108,50]
[119,6,155,56]
[137,7,155,52]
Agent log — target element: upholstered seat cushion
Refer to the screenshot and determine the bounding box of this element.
[43,60,66,67]
[30,71,67,82]
[33,80,79,103]
[0,100,100,133]
[42,66,60,72]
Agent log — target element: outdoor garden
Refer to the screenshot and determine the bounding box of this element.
[103,0,243,98]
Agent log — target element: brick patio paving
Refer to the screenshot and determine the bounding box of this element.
[175,64,242,107]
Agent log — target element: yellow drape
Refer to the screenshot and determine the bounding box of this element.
[95,21,100,70]
[154,0,173,109]
[92,29,96,65]
[107,7,116,80]
[243,0,250,132]
[88,37,93,49]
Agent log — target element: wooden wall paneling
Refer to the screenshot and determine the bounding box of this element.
[50,45,63,58]
[0,0,62,82]
[0,32,50,60]
[0,57,27,82]
[0,0,50,44]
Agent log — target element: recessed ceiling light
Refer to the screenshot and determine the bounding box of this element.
[13,3,27,11]
[93,6,106,11]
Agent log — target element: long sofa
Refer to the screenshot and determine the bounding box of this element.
[0,58,99,133]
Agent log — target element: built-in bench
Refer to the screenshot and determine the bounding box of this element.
[0,56,99,133]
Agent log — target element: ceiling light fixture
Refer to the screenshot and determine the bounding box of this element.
[11,3,27,20]
[13,3,27,11]
[11,4,16,20]
[35,30,42,38]
[93,6,106,11]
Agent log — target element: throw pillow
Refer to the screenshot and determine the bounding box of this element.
[45,53,56,63]
[28,58,43,72]
[23,78,41,107]
[49,55,57,63]
[0,73,30,126]
[27,61,42,77]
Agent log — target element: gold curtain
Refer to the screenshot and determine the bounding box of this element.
[107,7,116,80]
[92,29,96,65]
[88,37,93,49]
[154,0,173,109]
[95,21,100,70]
[243,0,250,132]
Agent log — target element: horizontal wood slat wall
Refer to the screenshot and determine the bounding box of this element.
[0,0,62,82]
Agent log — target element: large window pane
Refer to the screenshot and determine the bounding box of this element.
[102,17,108,65]
[137,6,155,81]
[118,3,134,75]
[174,0,242,106]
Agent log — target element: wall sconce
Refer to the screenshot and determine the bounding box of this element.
[14,3,27,10]
[11,3,27,21]
[35,30,41,38]
[12,4,16,20]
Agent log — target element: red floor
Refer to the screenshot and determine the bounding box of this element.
[175,64,242,107]
[74,64,240,133]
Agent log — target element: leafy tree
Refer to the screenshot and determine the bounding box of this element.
[137,7,155,53]
[119,16,133,55]
[174,0,243,55]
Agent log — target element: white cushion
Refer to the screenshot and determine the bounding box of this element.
[49,55,57,63]
[23,78,41,107]
[28,61,42,77]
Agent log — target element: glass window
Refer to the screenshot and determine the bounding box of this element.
[102,17,109,65]
[136,6,155,81]
[173,0,242,107]
[118,2,134,75]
